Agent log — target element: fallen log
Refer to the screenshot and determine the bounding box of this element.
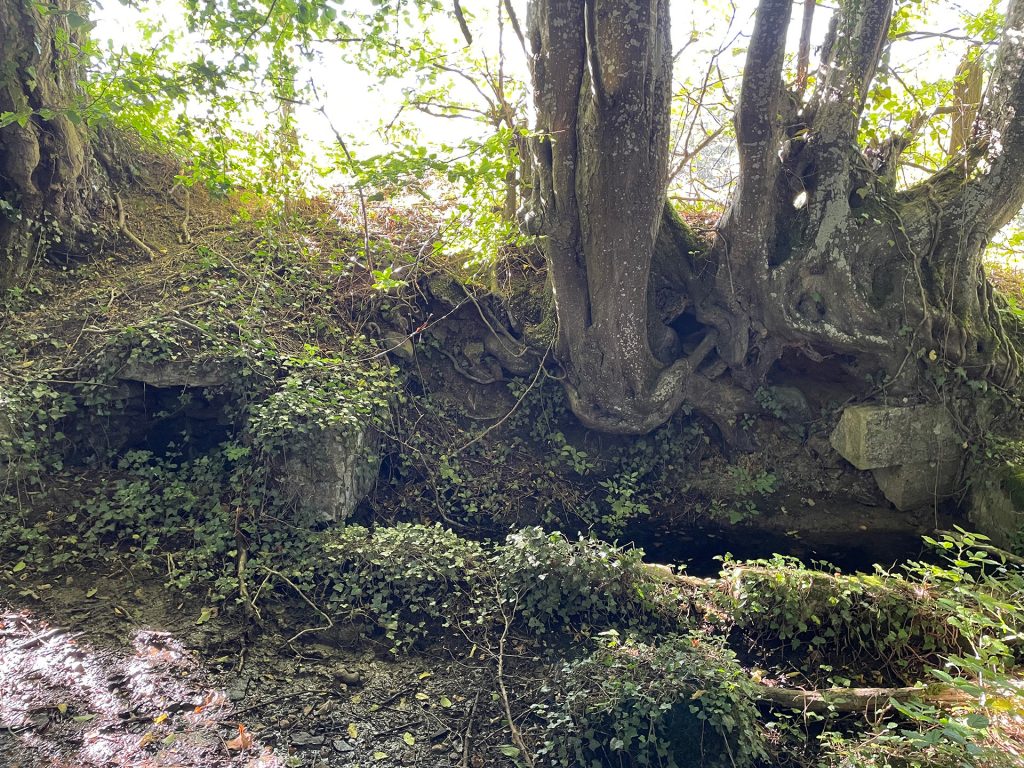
[753,683,972,714]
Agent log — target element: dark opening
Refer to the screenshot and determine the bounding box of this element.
[632,525,932,577]
[123,386,234,458]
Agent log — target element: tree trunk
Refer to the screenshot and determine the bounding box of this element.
[524,0,715,434]
[525,0,1024,438]
[0,0,104,289]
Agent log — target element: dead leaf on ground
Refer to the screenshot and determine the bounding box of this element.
[225,723,254,751]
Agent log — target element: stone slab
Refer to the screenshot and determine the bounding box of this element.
[117,358,232,388]
[830,404,959,471]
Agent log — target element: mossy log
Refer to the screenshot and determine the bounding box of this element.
[754,683,971,714]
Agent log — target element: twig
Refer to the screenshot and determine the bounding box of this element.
[374,719,423,739]
[8,627,67,650]
[461,691,480,768]
[496,595,533,768]
[452,344,551,455]
[251,565,333,644]
[315,102,373,272]
[114,193,157,261]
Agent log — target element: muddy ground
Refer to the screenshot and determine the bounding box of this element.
[0,569,524,768]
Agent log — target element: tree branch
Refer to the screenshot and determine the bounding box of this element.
[735,0,792,178]
[933,0,1024,245]
[502,0,526,55]
[755,683,971,714]
[809,0,893,146]
[452,0,472,46]
[795,0,816,95]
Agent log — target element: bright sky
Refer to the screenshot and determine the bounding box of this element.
[90,0,983,179]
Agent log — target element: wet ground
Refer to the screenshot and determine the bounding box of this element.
[0,572,520,768]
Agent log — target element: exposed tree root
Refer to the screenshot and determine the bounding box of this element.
[115,193,157,261]
[175,184,192,244]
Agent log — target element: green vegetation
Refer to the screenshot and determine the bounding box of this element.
[4,1,1024,766]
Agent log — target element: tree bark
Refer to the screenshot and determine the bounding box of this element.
[524,0,719,434]
[0,0,105,289]
[525,0,1024,437]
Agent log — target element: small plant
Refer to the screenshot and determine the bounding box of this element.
[535,632,766,768]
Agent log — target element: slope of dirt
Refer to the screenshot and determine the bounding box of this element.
[0,571,516,768]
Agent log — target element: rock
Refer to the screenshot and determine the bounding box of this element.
[770,386,814,424]
[970,466,1024,549]
[830,404,963,511]
[117,358,232,388]
[871,458,960,511]
[335,669,364,686]
[226,675,252,702]
[462,341,485,364]
[483,333,535,376]
[291,731,325,748]
[383,331,415,361]
[830,404,959,470]
[333,739,355,753]
[275,426,380,523]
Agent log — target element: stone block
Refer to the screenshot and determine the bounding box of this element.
[830,404,959,470]
[276,426,380,523]
[871,458,960,511]
[970,468,1024,549]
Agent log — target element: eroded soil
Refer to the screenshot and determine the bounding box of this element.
[0,571,519,768]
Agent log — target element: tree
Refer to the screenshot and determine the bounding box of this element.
[3,0,1024,442]
[0,0,107,286]
[524,0,1024,435]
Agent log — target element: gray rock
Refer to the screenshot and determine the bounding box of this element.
[291,731,325,748]
[830,404,959,471]
[970,466,1024,549]
[483,333,535,376]
[770,386,814,424]
[275,426,380,523]
[117,358,232,388]
[871,458,960,511]
[383,331,415,361]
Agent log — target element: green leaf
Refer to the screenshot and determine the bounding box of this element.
[964,713,989,729]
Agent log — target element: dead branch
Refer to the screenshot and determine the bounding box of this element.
[796,0,816,94]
